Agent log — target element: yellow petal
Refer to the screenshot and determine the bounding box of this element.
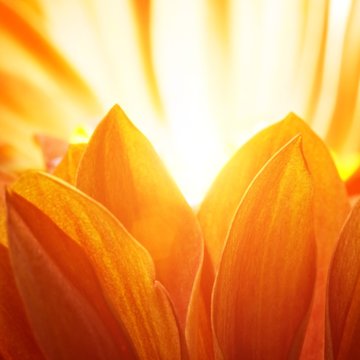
[327,200,360,359]
[53,143,87,184]
[76,104,202,327]
[9,171,183,359]
[212,136,316,359]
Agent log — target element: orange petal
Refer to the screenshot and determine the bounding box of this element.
[0,170,16,246]
[0,173,44,359]
[7,203,129,360]
[76,104,202,327]
[0,2,99,107]
[212,137,316,359]
[327,200,360,359]
[8,191,136,359]
[199,114,349,358]
[9,171,183,359]
[185,249,215,360]
[53,143,87,184]
[0,242,46,360]
[199,113,349,271]
[346,165,360,197]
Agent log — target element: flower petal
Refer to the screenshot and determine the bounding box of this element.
[0,175,45,360]
[7,191,137,359]
[326,200,360,359]
[76,104,202,327]
[7,202,129,360]
[199,114,349,358]
[0,242,46,360]
[185,250,215,360]
[212,136,316,359]
[0,1,101,172]
[199,113,348,270]
[53,143,87,184]
[0,1,99,107]
[346,165,360,197]
[9,171,183,359]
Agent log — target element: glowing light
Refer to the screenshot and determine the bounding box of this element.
[2,1,360,204]
[331,151,360,180]
[69,125,93,144]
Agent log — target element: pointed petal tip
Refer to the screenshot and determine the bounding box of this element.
[212,137,315,359]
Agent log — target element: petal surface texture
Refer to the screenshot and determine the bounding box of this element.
[212,137,316,360]
[76,104,202,327]
[8,171,182,360]
[0,174,45,360]
[53,143,87,184]
[327,200,360,360]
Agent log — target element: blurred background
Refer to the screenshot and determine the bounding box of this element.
[1,0,360,204]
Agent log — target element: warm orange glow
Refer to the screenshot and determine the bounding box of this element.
[2,1,359,204]
[2,2,360,359]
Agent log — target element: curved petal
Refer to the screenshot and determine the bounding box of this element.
[212,137,316,359]
[8,171,183,360]
[0,1,101,172]
[76,104,202,327]
[199,113,348,271]
[0,243,46,360]
[53,143,87,184]
[199,114,349,358]
[0,1,98,106]
[185,248,215,360]
[0,175,45,360]
[327,200,360,360]
[7,192,137,360]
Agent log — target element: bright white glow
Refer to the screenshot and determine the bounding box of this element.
[312,0,352,135]
[29,0,360,205]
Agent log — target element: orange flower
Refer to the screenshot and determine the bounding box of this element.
[1,105,360,359]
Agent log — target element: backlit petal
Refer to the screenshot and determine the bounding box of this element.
[199,113,348,270]
[199,113,349,358]
[9,171,183,359]
[327,200,360,360]
[76,104,202,327]
[0,2,101,172]
[212,137,316,359]
[53,143,87,184]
